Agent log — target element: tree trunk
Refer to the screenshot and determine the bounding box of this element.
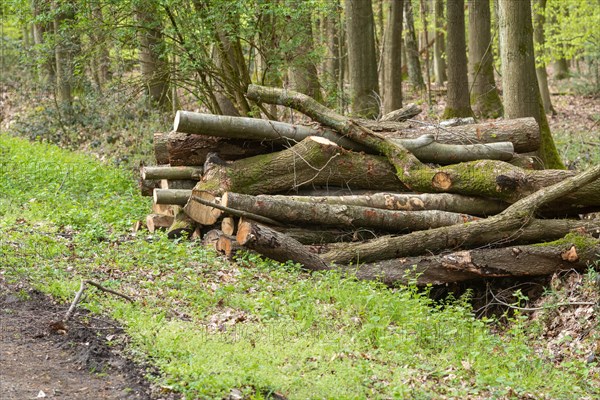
[533,0,557,115]
[223,192,478,232]
[344,0,380,117]
[553,58,570,80]
[443,0,473,118]
[289,0,323,103]
[53,1,75,112]
[382,0,403,113]
[91,1,111,86]
[246,85,541,153]
[345,239,600,286]
[323,10,340,105]
[432,0,447,85]
[237,222,328,271]
[190,136,404,196]
[31,0,55,87]
[468,0,503,118]
[166,131,283,166]
[499,0,563,168]
[404,0,425,89]
[136,0,171,109]
[321,165,600,264]
[258,192,508,217]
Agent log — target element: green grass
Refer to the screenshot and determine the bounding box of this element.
[1,133,598,399]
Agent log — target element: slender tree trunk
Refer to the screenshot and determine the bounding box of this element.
[91,2,111,86]
[443,0,473,118]
[323,11,340,104]
[499,0,564,169]
[533,0,556,115]
[53,1,75,112]
[432,0,447,84]
[31,0,55,87]
[553,58,570,80]
[404,0,425,89]
[468,0,503,118]
[344,0,380,118]
[289,1,323,103]
[136,0,171,109]
[382,0,404,113]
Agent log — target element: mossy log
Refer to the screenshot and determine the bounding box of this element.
[192,136,404,196]
[246,85,599,205]
[321,165,600,264]
[246,84,540,152]
[167,206,196,239]
[236,222,328,270]
[260,192,508,217]
[345,238,600,286]
[223,192,478,232]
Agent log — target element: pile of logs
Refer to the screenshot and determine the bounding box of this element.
[139,84,600,286]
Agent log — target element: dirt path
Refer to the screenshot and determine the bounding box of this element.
[0,279,155,400]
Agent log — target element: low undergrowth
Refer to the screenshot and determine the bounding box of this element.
[2,134,599,398]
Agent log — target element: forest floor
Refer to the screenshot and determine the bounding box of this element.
[0,79,600,400]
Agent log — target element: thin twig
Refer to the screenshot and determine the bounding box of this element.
[191,195,283,226]
[64,280,134,322]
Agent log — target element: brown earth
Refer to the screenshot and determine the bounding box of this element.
[0,277,164,400]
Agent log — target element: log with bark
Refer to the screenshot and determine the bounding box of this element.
[380,103,422,122]
[222,192,479,232]
[154,188,192,206]
[167,206,196,239]
[246,85,599,206]
[141,165,203,180]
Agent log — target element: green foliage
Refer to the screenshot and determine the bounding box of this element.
[1,134,598,398]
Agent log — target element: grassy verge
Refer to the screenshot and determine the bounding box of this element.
[1,133,598,399]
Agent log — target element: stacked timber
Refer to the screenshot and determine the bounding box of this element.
[138,85,600,286]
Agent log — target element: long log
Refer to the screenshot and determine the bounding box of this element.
[192,136,405,196]
[223,192,478,232]
[346,238,600,286]
[246,85,600,205]
[260,192,508,217]
[142,165,203,180]
[380,103,422,122]
[166,131,282,166]
[246,85,540,153]
[160,179,196,190]
[320,165,600,264]
[236,222,328,270]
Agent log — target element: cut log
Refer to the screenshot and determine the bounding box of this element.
[321,165,600,264]
[140,178,159,197]
[344,238,600,286]
[193,136,405,196]
[154,132,169,165]
[160,179,196,190]
[223,192,478,232]
[246,84,540,153]
[261,192,508,217]
[274,227,371,244]
[153,189,191,206]
[152,202,174,216]
[174,111,370,153]
[141,165,203,180]
[247,85,600,205]
[216,235,242,260]
[167,206,196,239]
[202,229,223,250]
[167,131,281,166]
[146,214,175,233]
[183,191,222,225]
[380,103,422,122]
[221,217,236,236]
[236,222,328,270]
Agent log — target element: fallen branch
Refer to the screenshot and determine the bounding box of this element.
[64,280,134,322]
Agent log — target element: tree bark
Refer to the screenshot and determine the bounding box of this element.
[344,239,600,286]
[321,165,600,264]
[344,0,380,117]
[223,192,478,232]
[404,0,425,89]
[499,0,563,168]
[380,103,421,122]
[382,0,403,113]
[53,1,75,112]
[533,0,557,115]
[190,136,404,196]
[237,222,328,270]
[468,0,503,118]
[443,0,473,118]
[432,0,447,85]
[153,188,192,206]
[259,192,508,217]
[246,85,540,153]
[167,206,196,239]
[141,165,203,180]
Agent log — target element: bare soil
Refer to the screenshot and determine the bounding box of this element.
[0,277,157,400]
